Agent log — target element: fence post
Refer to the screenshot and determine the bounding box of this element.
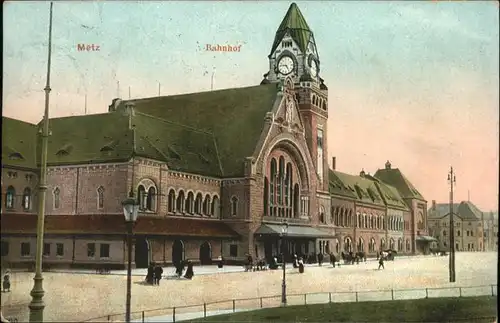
[107,315,110,322]
[425,288,428,299]
[173,307,176,323]
[329,292,332,303]
[459,287,462,297]
[304,293,307,305]
[355,292,358,302]
[391,289,394,300]
[142,311,145,323]
[233,299,236,312]
[204,303,207,318]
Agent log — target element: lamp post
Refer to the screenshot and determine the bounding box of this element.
[280,220,288,306]
[122,192,140,323]
[29,3,54,322]
[447,167,456,283]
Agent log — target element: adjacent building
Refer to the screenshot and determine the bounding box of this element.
[427,200,496,252]
[1,3,433,270]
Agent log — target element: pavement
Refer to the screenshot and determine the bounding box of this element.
[1,252,497,323]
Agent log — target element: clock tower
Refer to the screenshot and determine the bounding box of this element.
[261,2,330,191]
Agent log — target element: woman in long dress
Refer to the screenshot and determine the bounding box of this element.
[184,260,194,279]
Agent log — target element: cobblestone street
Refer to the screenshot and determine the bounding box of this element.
[1,252,497,322]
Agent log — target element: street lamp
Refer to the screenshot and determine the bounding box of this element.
[280,220,289,306]
[29,3,53,322]
[122,192,140,323]
[447,167,456,283]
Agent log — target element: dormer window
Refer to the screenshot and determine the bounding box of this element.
[56,144,73,157]
[8,152,24,160]
[281,40,293,48]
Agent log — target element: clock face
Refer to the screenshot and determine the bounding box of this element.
[278,56,294,75]
[310,60,318,77]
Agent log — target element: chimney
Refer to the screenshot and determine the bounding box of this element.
[432,200,436,210]
[332,157,336,170]
[385,160,392,169]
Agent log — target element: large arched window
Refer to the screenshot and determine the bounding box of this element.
[357,237,364,252]
[185,192,194,214]
[417,212,425,230]
[369,238,376,253]
[398,238,403,251]
[194,193,203,215]
[284,163,292,217]
[277,157,285,213]
[146,187,156,211]
[5,186,15,209]
[344,237,352,252]
[22,187,31,210]
[203,194,211,215]
[231,196,238,216]
[389,238,395,250]
[168,189,176,213]
[97,186,104,209]
[293,183,299,217]
[176,190,185,213]
[319,206,325,224]
[53,187,60,209]
[270,158,277,216]
[380,238,386,251]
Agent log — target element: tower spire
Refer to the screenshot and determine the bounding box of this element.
[270,3,313,55]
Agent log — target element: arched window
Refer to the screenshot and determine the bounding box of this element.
[344,237,352,252]
[137,185,146,210]
[97,186,104,209]
[211,196,220,217]
[203,194,211,215]
[5,186,16,209]
[53,187,60,209]
[417,212,424,230]
[398,238,403,251]
[185,192,194,214]
[457,230,461,237]
[381,238,386,251]
[357,237,364,252]
[231,196,238,216]
[270,158,277,215]
[285,163,292,216]
[176,190,185,213]
[264,177,269,216]
[369,238,376,253]
[389,238,395,250]
[348,210,353,227]
[406,239,411,252]
[277,157,285,208]
[319,206,325,224]
[168,189,176,213]
[22,187,31,210]
[334,239,340,253]
[194,193,203,214]
[293,183,299,217]
[443,230,447,236]
[146,187,156,211]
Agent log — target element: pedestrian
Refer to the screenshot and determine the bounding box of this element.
[184,260,194,279]
[298,258,305,274]
[146,262,154,285]
[153,264,163,286]
[330,253,337,268]
[378,256,385,270]
[317,253,324,266]
[217,256,224,269]
[175,260,185,277]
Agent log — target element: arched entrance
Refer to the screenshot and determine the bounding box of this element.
[134,237,150,268]
[199,241,212,265]
[172,240,184,266]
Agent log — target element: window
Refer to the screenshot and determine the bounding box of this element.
[21,242,30,257]
[264,177,269,216]
[269,157,298,218]
[137,185,146,210]
[87,243,96,257]
[176,190,185,213]
[1,241,9,257]
[194,193,203,214]
[277,157,284,207]
[470,231,474,237]
[56,243,64,257]
[230,196,238,216]
[22,187,31,210]
[466,231,469,237]
[146,187,156,211]
[457,230,461,237]
[211,196,220,217]
[203,195,211,216]
[53,187,60,209]
[185,192,194,214]
[43,243,51,257]
[168,189,176,213]
[97,186,104,209]
[6,186,15,209]
[229,244,238,257]
[100,244,110,258]
[317,128,324,181]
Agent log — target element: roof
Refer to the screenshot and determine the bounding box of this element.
[0,213,240,238]
[118,84,279,177]
[2,117,38,169]
[374,167,425,200]
[364,174,409,210]
[270,3,313,54]
[328,170,385,207]
[428,201,484,220]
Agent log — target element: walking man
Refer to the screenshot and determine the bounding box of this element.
[378,256,385,270]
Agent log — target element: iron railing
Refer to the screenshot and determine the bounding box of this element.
[83,284,497,323]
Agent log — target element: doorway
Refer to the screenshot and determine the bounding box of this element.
[134,237,150,268]
[172,240,184,266]
[199,241,212,265]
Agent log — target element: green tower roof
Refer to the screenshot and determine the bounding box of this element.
[270,3,313,55]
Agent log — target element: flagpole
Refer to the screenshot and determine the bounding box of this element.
[29,2,53,321]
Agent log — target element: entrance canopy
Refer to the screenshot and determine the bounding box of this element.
[416,235,438,242]
[255,224,335,239]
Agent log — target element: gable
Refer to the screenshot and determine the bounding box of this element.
[374,168,425,200]
[119,84,279,177]
[273,91,304,133]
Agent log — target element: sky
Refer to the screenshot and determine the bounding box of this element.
[2,1,499,211]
